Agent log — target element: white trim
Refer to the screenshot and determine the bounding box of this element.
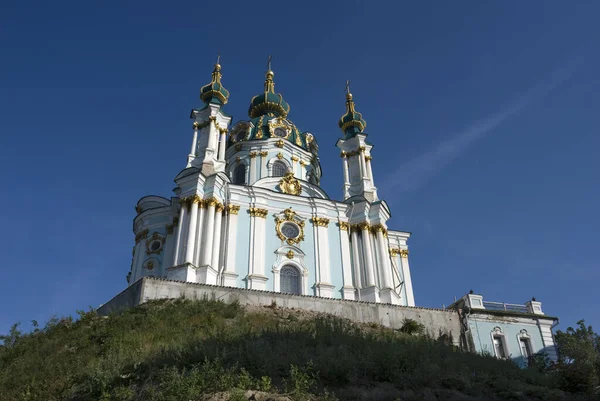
[272,245,309,295]
[517,329,534,361]
[490,326,510,359]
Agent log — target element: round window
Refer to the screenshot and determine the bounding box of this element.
[149,240,162,252]
[235,130,247,141]
[274,127,287,138]
[280,222,300,239]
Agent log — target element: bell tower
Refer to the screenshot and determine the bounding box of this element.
[188,58,232,176]
[336,83,378,202]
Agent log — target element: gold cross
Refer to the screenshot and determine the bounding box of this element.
[345,80,351,95]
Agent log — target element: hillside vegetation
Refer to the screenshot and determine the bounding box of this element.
[0,298,595,401]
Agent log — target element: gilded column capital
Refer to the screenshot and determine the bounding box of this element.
[358,222,371,231]
[359,146,366,152]
[350,224,361,233]
[400,249,409,258]
[190,194,202,204]
[209,115,217,121]
[340,151,347,158]
[205,197,218,208]
[389,248,400,257]
[193,121,200,130]
[227,204,241,215]
[260,151,268,157]
[179,197,190,208]
[249,151,258,158]
[370,224,387,236]
[365,155,372,162]
[216,203,225,213]
[311,217,330,227]
[338,221,350,231]
[291,156,299,162]
[249,207,269,218]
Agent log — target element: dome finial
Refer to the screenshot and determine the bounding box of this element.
[265,54,275,93]
[338,80,366,137]
[200,56,229,105]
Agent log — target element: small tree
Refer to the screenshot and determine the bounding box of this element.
[555,320,600,394]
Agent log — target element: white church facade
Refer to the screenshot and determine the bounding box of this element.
[128,61,415,305]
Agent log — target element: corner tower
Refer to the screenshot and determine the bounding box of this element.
[188,59,232,175]
[336,84,377,202]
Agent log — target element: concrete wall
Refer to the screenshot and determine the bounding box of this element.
[97,277,461,345]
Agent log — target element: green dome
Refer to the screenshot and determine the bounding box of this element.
[248,71,290,118]
[338,93,367,137]
[227,116,318,155]
[200,64,230,105]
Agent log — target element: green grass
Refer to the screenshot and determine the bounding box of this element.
[0,298,593,401]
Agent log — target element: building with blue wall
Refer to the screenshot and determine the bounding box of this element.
[127,61,415,306]
[448,292,559,366]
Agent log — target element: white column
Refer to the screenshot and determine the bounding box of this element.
[342,154,350,198]
[399,251,415,306]
[193,202,206,266]
[350,228,363,290]
[361,224,376,287]
[340,223,355,299]
[201,200,216,266]
[260,152,268,178]
[218,132,226,161]
[205,118,218,160]
[211,205,224,270]
[172,200,188,266]
[247,208,268,290]
[223,205,240,286]
[313,218,333,297]
[249,153,258,183]
[184,196,200,265]
[358,151,367,179]
[376,229,392,289]
[190,126,199,156]
[366,156,374,183]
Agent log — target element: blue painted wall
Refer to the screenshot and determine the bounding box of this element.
[468,317,546,368]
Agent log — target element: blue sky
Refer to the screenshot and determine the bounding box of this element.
[1,1,598,335]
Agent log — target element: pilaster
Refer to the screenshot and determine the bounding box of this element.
[247,207,269,290]
[398,250,415,306]
[223,204,240,286]
[339,221,355,300]
[312,216,333,298]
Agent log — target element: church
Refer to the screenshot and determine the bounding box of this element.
[128,60,415,306]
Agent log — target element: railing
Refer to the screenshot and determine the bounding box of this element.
[482,301,529,313]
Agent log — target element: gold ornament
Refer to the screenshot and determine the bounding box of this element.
[275,208,305,245]
[279,172,302,196]
[339,221,350,231]
[311,217,330,227]
[249,207,269,218]
[286,250,295,259]
[227,204,240,215]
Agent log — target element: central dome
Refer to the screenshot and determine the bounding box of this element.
[248,70,290,118]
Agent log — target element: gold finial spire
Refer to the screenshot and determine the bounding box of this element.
[344,80,355,112]
[345,80,352,98]
[264,54,275,93]
[215,54,221,68]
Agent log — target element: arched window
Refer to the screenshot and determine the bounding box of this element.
[280,265,301,295]
[272,161,288,177]
[233,164,246,185]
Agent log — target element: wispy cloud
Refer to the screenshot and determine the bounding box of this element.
[380,54,583,197]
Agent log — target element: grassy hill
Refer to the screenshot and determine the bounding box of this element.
[0,298,594,401]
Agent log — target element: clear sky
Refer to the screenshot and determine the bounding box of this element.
[1,1,598,335]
